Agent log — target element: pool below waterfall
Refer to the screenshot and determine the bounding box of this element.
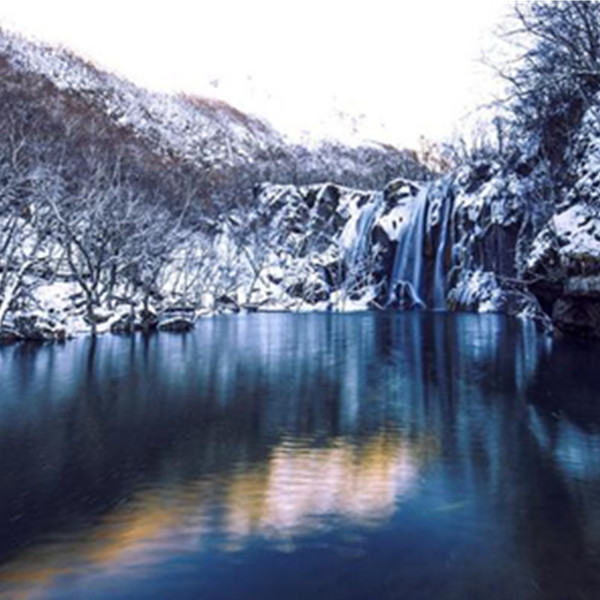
[1,312,600,600]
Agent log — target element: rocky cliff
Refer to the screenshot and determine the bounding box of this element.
[233,125,600,340]
[525,105,600,338]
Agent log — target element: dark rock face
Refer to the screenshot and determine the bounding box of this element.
[451,162,526,278]
[553,298,600,338]
[285,280,330,304]
[247,182,390,310]
[371,223,397,303]
[252,174,549,322]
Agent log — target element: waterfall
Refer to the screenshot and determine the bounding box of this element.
[343,191,384,270]
[432,181,453,310]
[389,185,429,308]
[337,183,454,311]
[388,182,454,310]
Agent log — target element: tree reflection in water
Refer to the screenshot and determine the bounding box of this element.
[0,313,599,600]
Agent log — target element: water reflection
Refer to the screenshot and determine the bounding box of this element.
[0,313,600,600]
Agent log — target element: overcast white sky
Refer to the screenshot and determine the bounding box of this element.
[0,0,512,148]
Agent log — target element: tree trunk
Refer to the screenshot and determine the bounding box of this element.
[0,260,33,328]
[87,300,97,337]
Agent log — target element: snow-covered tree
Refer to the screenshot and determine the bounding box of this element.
[500,1,600,165]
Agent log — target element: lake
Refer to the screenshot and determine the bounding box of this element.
[1,312,600,600]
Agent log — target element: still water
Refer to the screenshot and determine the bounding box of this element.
[1,313,600,600]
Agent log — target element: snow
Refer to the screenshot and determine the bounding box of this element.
[34,281,79,311]
[553,203,600,260]
[448,270,502,312]
[377,199,415,243]
[0,28,286,169]
[527,227,556,272]
[529,202,600,276]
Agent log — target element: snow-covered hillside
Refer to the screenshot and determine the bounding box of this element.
[0,27,428,210]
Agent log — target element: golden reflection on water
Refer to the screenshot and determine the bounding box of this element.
[0,432,437,599]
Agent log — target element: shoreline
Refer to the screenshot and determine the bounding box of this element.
[0,305,556,346]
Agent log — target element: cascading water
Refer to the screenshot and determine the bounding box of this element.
[343,191,384,271]
[388,181,454,310]
[432,181,454,310]
[389,185,429,308]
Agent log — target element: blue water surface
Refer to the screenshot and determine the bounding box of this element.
[1,312,600,600]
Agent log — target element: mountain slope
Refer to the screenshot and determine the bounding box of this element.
[0,28,428,213]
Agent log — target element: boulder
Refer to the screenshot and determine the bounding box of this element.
[157,317,195,332]
[383,178,419,204]
[83,308,112,326]
[158,307,196,332]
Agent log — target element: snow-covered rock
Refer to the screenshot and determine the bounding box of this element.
[1,312,67,342]
[157,308,196,332]
[528,202,600,337]
[109,311,137,334]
